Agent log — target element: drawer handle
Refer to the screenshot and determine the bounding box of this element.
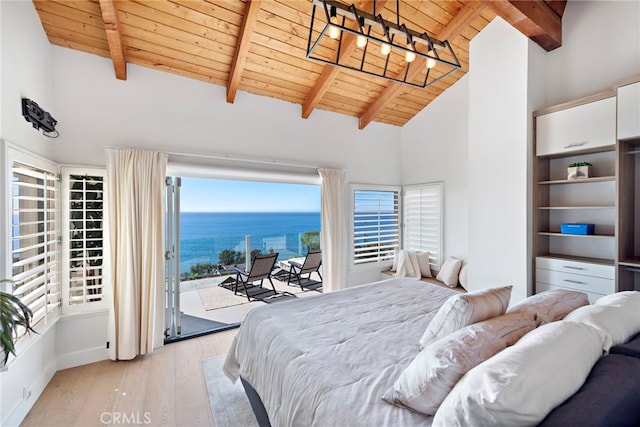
[564,279,586,285]
[563,265,585,270]
[564,142,587,149]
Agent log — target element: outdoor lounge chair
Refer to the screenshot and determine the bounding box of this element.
[287,249,322,291]
[232,252,279,301]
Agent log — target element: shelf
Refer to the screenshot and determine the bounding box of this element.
[538,206,615,210]
[538,176,615,185]
[538,145,616,159]
[619,257,640,268]
[538,232,615,239]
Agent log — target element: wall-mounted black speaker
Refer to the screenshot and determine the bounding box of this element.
[21,98,58,134]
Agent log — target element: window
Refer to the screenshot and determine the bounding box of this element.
[61,169,107,312]
[11,161,60,326]
[403,182,443,270]
[352,185,400,265]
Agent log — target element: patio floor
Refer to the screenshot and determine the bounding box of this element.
[177,271,322,335]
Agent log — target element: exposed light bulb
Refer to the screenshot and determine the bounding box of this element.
[356,35,367,49]
[381,43,391,56]
[426,50,436,69]
[328,25,340,40]
[405,50,416,63]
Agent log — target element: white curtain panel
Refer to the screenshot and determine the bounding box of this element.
[318,168,347,292]
[106,149,168,360]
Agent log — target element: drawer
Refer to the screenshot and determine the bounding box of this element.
[536,257,615,279]
[536,282,604,304]
[536,268,615,295]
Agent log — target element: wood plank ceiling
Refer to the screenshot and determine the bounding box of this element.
[32,0,565,129]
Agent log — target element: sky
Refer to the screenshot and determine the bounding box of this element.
[180,177,321,212]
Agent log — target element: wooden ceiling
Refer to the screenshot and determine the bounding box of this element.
[32,0,565,129]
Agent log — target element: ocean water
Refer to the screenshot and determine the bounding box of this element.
[179,212,321,273]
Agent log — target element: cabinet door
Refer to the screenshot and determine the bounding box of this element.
[618,82,640,140]
[536,97,616,156]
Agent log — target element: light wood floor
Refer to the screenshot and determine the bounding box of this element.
[21,328,238,427]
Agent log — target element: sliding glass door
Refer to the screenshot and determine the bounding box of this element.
[165,177,181,340]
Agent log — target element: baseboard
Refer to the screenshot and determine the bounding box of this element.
[3,357,57,427]
[57,345,108,371]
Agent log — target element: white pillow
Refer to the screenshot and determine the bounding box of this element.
[394,249,421,279]
[416,251,432,278]
[383,312,536,415]
[436,257,462,287]
[433,321,606,427]
[458,263,468,289]
[419,285,513,348]
[564,291,640,352]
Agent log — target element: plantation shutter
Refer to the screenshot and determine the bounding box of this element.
[11,162,60,326]
[403,182,443,270]
[62,170,107,311]
[353,187,400,264]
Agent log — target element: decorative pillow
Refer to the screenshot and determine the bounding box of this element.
[432,321,606,427]
[564,291,640,351]
[384,312,536,415]
[506,289,589,326]
[436,256,463,287]
[419,285,513,348]
[394,249,421,279]
[416,251,432,278]
[458,263,468,290]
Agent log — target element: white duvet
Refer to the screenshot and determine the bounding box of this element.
[224,277,459,427]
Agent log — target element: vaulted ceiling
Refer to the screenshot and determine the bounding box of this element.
[32,0,566,129]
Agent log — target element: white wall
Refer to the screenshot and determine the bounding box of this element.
[0,0,55,159]
[0,3,58,426]
[51,47,402,183]
[400,76,470,260]
[467,17,532,302]
[545,1,640,106]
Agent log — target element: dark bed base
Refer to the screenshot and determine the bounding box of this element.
[241,377,272,427]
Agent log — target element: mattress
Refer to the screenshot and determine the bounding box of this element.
[223,277,459,426]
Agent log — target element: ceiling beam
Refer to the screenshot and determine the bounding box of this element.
[301,0,390,119]
[98,0,127,80]
[482,0,564,52]
[227,0,262,104]
[359,2,485,130]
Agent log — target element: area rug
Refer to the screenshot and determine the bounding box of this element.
[202,355,258,427]
[195,277,253,311]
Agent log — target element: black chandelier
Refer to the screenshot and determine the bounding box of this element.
[306,0,461,89]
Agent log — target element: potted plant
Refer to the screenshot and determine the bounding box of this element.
[567,161,592,180]
[1,280,36,368]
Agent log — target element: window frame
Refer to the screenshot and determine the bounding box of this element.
[2,143,61,330]
[60,167,109,314]
[350,183,402,269]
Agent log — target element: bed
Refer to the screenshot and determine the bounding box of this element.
[223,277,640,426]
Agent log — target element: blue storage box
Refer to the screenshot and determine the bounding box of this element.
[561,223,595,235]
